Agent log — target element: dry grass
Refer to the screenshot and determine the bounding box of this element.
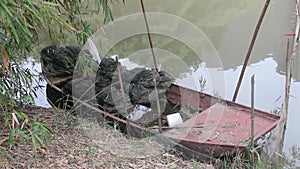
[0,105,215,169]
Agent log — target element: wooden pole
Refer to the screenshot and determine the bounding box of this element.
[232,0,271,102]
[276,39,291,163]
[284,40,291,127]
[116,57,127,114]
[116,57,129,131]
[140,0,158,71]
[140,0,162,133]
[250,75,255,167]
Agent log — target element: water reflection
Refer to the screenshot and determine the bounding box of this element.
[111,0,296,77]
[23,58,51,108]
[223,57,285,111]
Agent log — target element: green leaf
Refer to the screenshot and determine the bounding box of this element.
[8,20,20,45]
[41,1,60,7]
[39,123,52,134]
[20,112,29,120]
[9,129,16,149]
[30,131,37,151]
[15,128,30,140]
[20,94,34,104]
[23,4,42,22]
[32,133,45,148]
[33,121,52,135]
[1,3,13,17]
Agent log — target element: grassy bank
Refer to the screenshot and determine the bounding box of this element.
[0,105,215,169]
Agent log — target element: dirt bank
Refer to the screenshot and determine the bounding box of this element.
[0,105,214,169]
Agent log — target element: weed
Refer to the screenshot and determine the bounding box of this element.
[5,109,52,151]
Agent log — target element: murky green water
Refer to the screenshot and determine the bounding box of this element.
[108,0,299,165]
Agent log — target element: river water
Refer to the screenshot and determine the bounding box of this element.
[106,0,300,165]
[30,0,299,166]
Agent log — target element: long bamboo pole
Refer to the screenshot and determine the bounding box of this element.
[232,0,271,102]
[250,75,255,168]
[284,40,291,127]
[116,57,130,130]
[116,57,127,114]
[140,0,162,133]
